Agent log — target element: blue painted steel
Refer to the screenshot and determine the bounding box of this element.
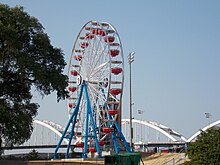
[84,82,101,157]
[66,116,76,157]
[82,89,89,158]
[53,82,84,159]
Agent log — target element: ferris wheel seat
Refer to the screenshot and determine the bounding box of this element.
[74,55,83,61]
[104,36,115,43]
[98,141,105,146]
[98,29,106,36]
[71,70,78,76]
[110,49,120,57]
[102,127,114,133]
[111,67,122,75]
[68,87,77,92]
[76,142,84,147]
[108,110,118,115]
[88,147,96,152]
[85,33,95,39]
[91,28,99,34]
[81,42,89,48]
[68,103,76,108]
[110,88,122,95]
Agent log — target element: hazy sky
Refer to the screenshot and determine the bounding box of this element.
[2,0,220,138]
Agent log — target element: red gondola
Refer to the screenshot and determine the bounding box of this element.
[108,110,118,115]
[110,49,120,57]
[71,70,78,76]
[98,141,105,146]
[91,28,105,36]
[74,55,83,61]
[88,147,96,152]
[91,28,98,34]
[69,87,76,92]
[110,88,122,95]
[85,33,94,39]
[111,67,122,75]
[69,103,75,108]
[81,42,89,48]
[104,36,115,43]
[102,127,114,134]
[76,142,84,147]
[98,29,105,36]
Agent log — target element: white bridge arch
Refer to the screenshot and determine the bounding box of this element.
[187,119,220,142]
[33,119,220,145]
[33,119,69,144]
[122,119,187,142]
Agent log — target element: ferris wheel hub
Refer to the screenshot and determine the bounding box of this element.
[76,75,82,86]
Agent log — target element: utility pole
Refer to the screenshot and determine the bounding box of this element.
[128,52,135,151]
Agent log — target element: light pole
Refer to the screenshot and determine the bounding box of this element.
[128,52,135,150]
[138,110,144,143]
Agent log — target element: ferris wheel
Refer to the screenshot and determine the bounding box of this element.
[54,21,131,159]
[68,20,124,121]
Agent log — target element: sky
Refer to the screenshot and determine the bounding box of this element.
[1,0,220,139]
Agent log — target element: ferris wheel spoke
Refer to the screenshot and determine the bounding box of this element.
[92,36,108,66]
[88,67,110,85]
[87,83,107,104]
[92,70,110,84]
[87,86,103,120]
[89,61,109,79]
[88,46,109,76]
[87,86,99,108]
[94,44,109,65]
[84,43,96,72]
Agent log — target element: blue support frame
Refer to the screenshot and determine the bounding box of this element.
[54,82,84,159]
[54,81,102,159]
[82,83,101,158]
[54,80,131,159]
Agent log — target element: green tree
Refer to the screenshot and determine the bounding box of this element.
[184,128,220,165]
[0,4,68,151]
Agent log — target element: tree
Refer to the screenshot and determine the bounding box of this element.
[184,128,220,165]
[0,4,68,150]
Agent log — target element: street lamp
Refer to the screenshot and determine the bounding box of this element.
[128,52,135,150]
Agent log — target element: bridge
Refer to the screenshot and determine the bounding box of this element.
[2,119,220,155]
